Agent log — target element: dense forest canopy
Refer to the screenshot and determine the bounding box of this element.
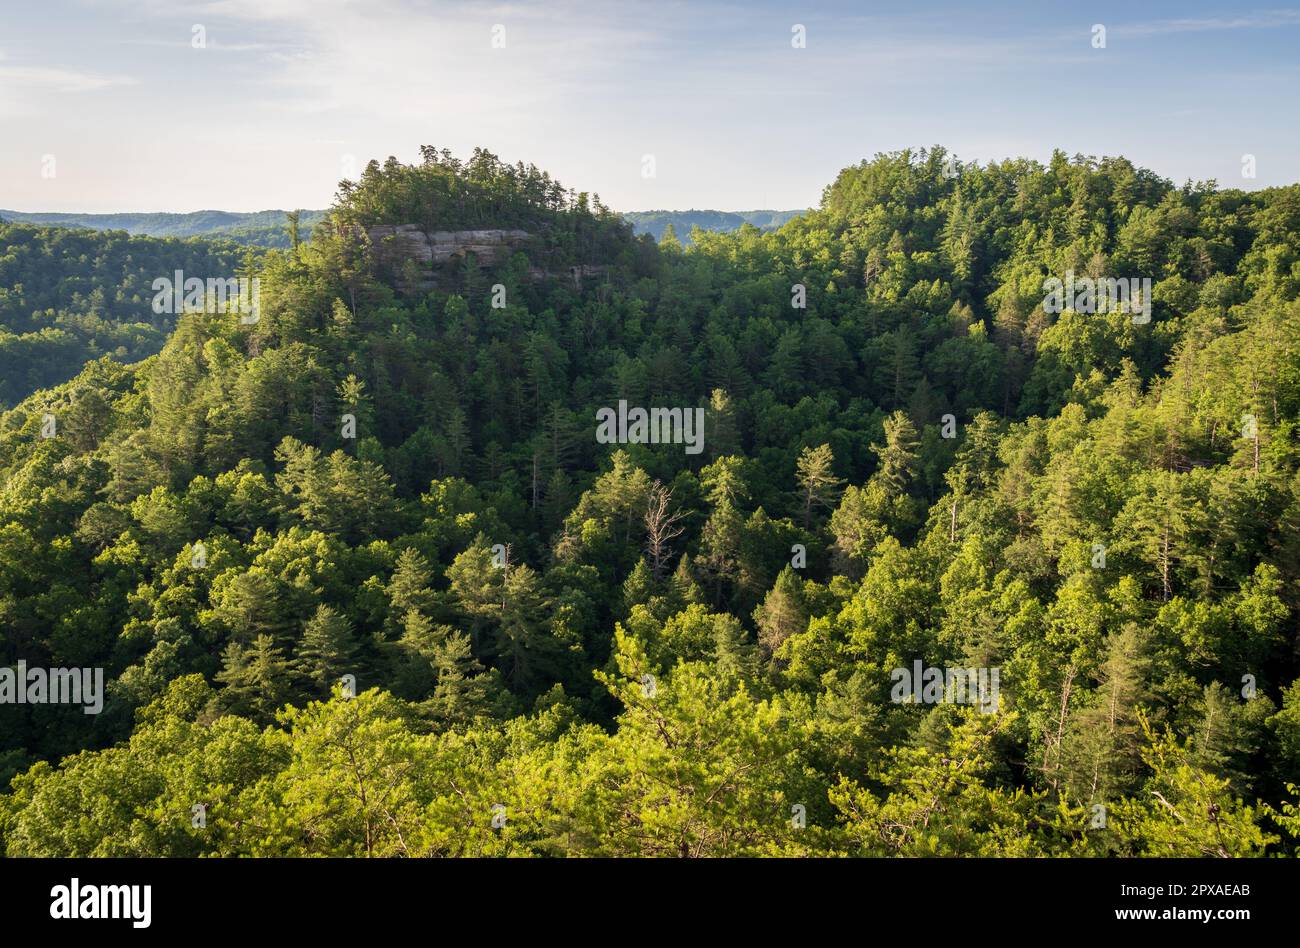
[1,145,1299,857]
[0,223,251,406]
[336,146,628,235]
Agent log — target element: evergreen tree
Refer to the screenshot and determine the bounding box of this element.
[295,604,358,696]
[795,443,844,529]
[215,634,294,721]
[753,567,807,655]
[1058,624,1152,806]
[871,411,920,496]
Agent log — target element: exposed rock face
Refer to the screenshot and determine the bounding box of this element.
[358,223,607,291]
[366,225,532,266]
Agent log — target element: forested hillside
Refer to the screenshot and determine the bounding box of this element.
[0,223,249,406]
[0,210,327,250]
[2,145,1299,857]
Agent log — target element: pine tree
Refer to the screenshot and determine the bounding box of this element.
[712,613,759,688]
[871,411,920,496]
[694,501,744,609]
[795,443,844,529]
[429,629,493,725]
[1112,714,1276,857]
[1059,624,1151,805]
[295,604,357,695]
[621,559,656,618]
[496,563,557,691]
[215,634,293,721]
[707,388,741,459]
[388,547,437,618]
[669,554,705,607]
[753,567,807,655]
[829,482,893,573]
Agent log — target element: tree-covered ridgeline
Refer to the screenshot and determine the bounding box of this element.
[0,206,803,251]
[0,209,329,250]
[1,145,1298,856]
[621,209,806,243]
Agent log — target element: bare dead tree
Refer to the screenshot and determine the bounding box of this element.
[644,481,687,581]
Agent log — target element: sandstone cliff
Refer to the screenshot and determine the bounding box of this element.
[361,223,606,290]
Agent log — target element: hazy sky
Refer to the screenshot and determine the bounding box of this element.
[2,0,1298,213]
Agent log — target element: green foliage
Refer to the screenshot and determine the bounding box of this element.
[4,146,1300,857]
[0,223,247,405]
[0,209,327,248]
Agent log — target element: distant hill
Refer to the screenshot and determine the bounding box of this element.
[622,209,808,242]
[0,220,248,406]
[0,209,328,248]
[0,207,806,248]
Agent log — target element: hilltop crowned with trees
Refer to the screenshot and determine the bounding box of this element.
[1,145,1299,857]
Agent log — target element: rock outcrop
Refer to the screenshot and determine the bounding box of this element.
[357,223,608,291]
[366,225,532,266]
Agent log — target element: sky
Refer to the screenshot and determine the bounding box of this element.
[2,0,1299,214]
